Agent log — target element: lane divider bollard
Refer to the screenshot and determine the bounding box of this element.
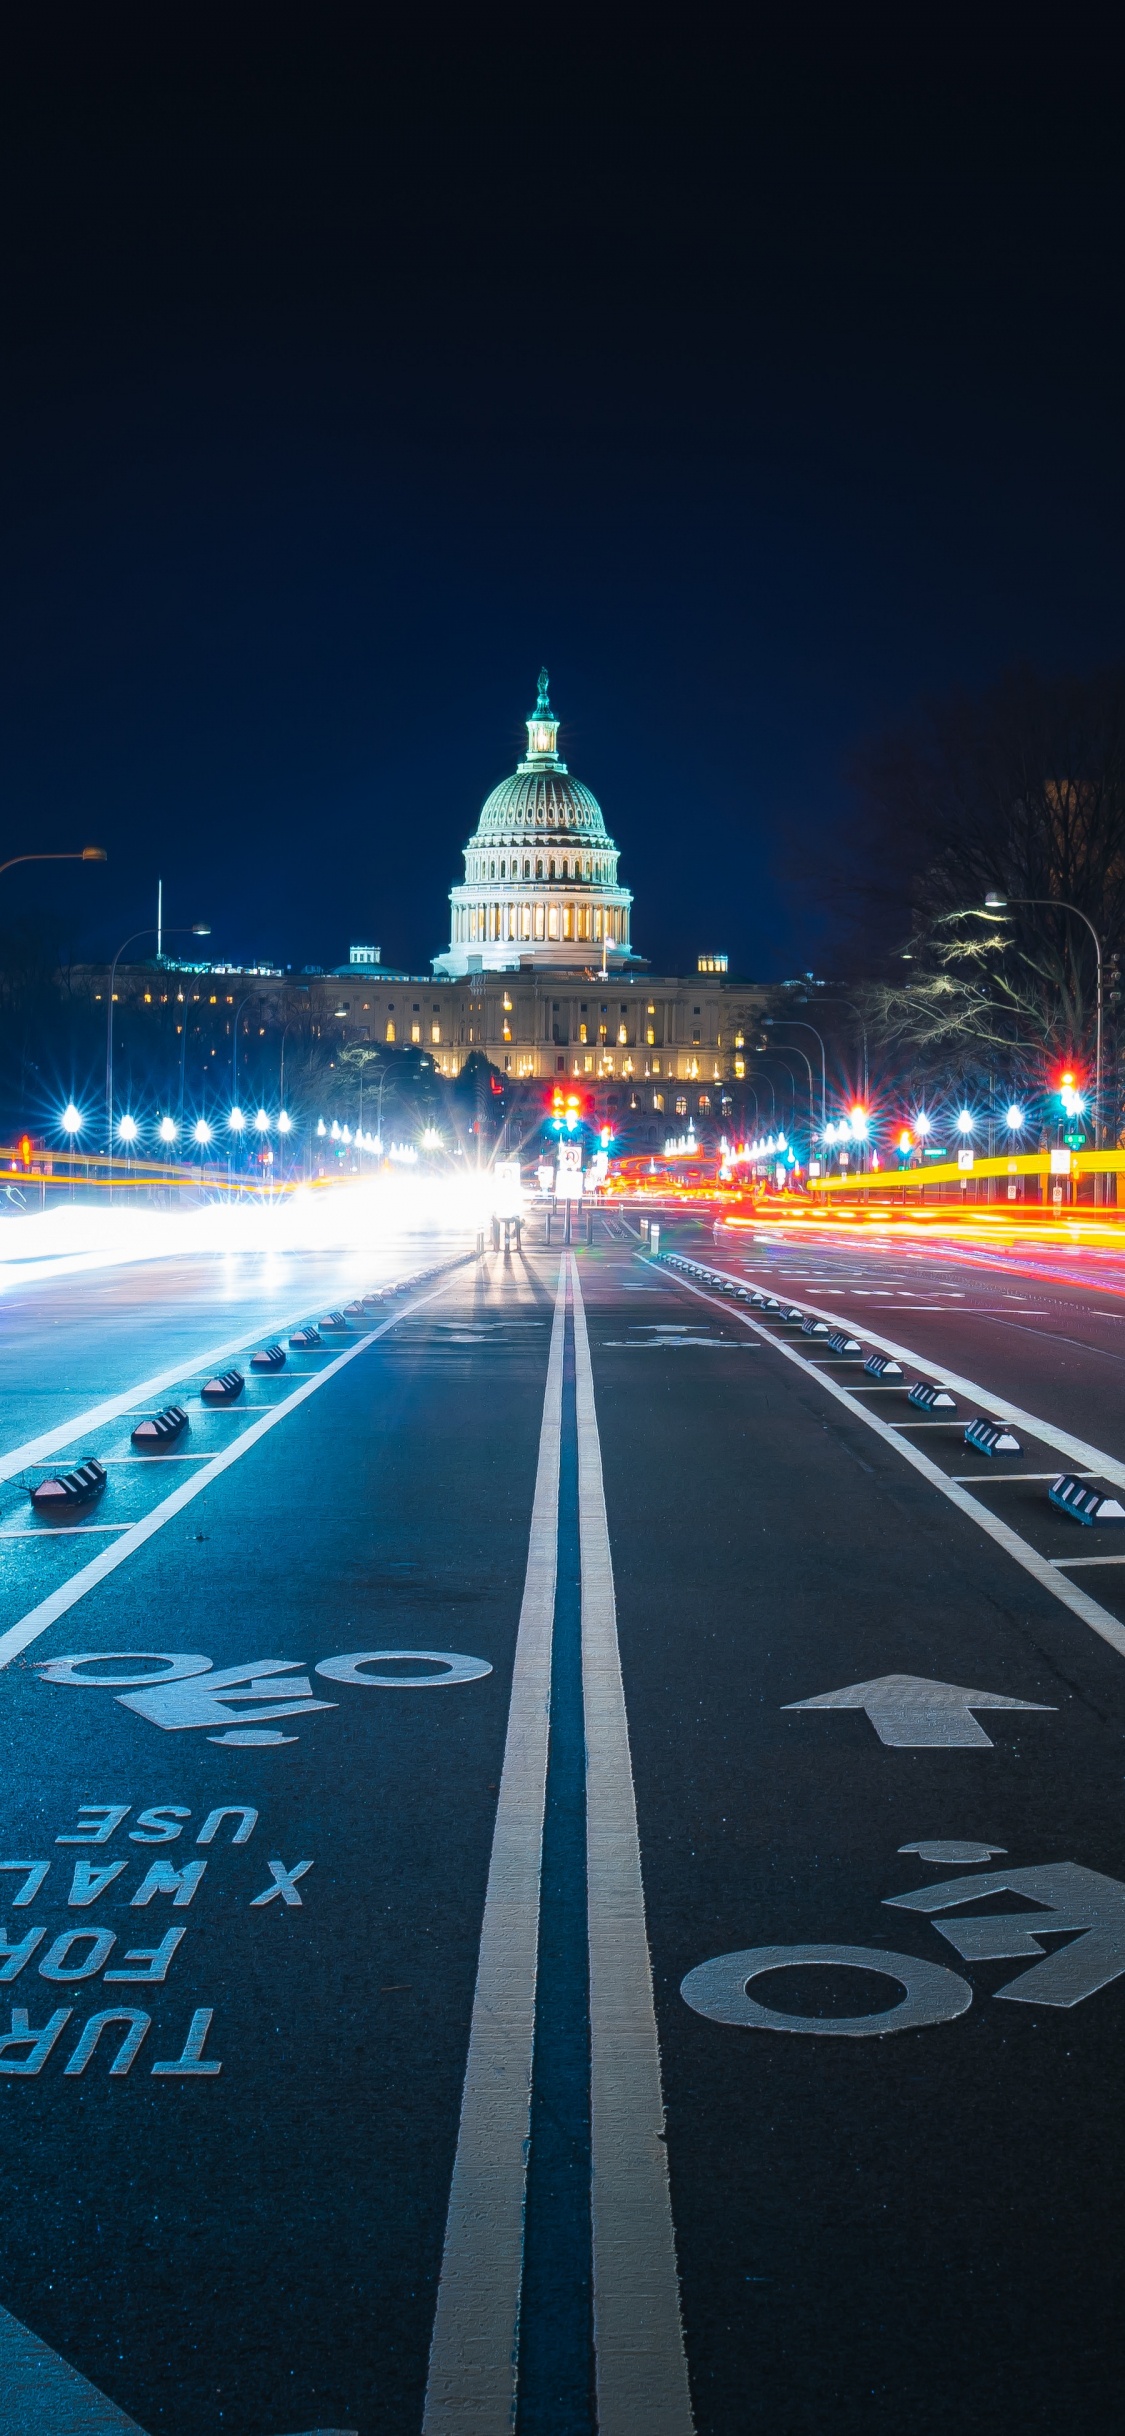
[200,1370,244,1404]
[29,1458,107,1513]
[864,1352,903,1379]
[131,1406,189,1448]
[908,1382,958,1413]
[964,1418,1023,1458]
[250,1344,286,1371]
[1049,1474,1125,1526]
[828,1330,862,1355]
[289,1326,322,1348]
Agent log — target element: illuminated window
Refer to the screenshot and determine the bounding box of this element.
[687,1058,699,1079]
[692,1027,700,1044]
[210,995,217,1005]
[563,904,573,939]
[652,1057,660,1075]
[698,1095,711,1113]
[386,1021,396,1043]
[431,1023,441,1044]
[617,1024,627,1045]
[411,1022,421,1043]
[676,1096,687,1116]
[734,1031,744,1049]
[579,1023,588,1044]
[534,903,545,937]
[653,1092,664,1111]
[734,1058,745,1078]
[646,1027,655,1046]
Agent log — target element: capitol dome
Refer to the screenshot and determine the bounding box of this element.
[433,671,636,977]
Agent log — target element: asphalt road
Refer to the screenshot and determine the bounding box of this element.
[3,1214,1125,2434]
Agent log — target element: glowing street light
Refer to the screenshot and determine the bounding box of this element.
[192,1118,213,1148]
[914,1110,932,1136]
[316,1118,326,1137]
[254,1108,270,1134]
[956,1110,975,1135]
[158,1115,178,1145]
[61,1102,82,1136]
[1005,1104,1026,1132]
[277,1110,292,1135]
[117,1114,139,1144]
[420,1127,442,1151]
[228,1105,245,1133]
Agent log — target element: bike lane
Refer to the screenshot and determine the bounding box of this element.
[0,1255,551,2435]
[585,1249,1125,2433]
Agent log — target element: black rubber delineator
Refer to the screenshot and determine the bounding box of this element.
[29,1458,107,1511]
[250,1344,286,1370]
[289,1326,322,1348]
[864,1351,903,1379]
[964,1417,1023,1457]
[1049,1474,1125,1525]
[908,1381,957,1412]
[131,1406,189,1448]
[200,1370,244,1403]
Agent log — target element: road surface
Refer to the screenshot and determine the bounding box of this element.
[1,1213,1124,2434]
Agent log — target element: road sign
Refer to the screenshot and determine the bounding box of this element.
[783,1672,1055,1748]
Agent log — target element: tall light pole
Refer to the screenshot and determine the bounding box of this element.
[984,891,1104,1200]
[762,1017,827,1128]
[106,922,210,1154]
[759,1041,815,1146]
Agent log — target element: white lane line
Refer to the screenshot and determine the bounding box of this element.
[571,1257,695,2435]
[1053,1555,1125,1568]
[0,1269,468,1672]
[662,1266,1125,1664]
[0,1526,131,1539]
[422,1257,566,2436]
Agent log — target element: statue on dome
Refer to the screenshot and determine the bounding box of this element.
[536,666,550,712]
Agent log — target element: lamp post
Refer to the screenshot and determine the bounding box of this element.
[762,1017,827,1129]
[105,922,210,1156]
[984,891,1104,1201]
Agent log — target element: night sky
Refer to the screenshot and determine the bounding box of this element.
[3,13,1125,982]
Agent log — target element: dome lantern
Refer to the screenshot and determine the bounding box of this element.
[522,667,563,769]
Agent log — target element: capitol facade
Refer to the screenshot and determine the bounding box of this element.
[434,671,635,977]
[79,671,769,1144]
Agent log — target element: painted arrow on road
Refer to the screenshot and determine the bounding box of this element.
[782,1673,1055,1748]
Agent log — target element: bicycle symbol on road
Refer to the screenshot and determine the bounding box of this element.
[682,1855,1125,2035]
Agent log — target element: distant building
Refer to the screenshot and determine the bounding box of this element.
[69,671,770,1142]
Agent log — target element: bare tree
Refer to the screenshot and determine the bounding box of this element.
[852,663,1125,1095]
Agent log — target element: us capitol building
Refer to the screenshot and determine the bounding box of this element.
[77,673,769,1140]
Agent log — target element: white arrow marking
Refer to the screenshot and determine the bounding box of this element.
[783,1672,1055,1747]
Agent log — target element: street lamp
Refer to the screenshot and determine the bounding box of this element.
[192,1118,213,1149]
[158,1115,178,1146]
[1005,1104,1025,1133]
[762,1016,827,1127]
[984,890,1104,1189]
[117,1114,139,1144]
[106,921,210,1153]
[61,1101,82,1137]
[253,1108,270,1134]
[956,1110,974,1135]
[228,1106,245,1133]
[277,1110,292,1134]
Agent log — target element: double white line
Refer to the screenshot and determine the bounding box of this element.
[423,1255,693,2433]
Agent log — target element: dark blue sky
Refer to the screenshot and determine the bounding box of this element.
[3,12,1125,980]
